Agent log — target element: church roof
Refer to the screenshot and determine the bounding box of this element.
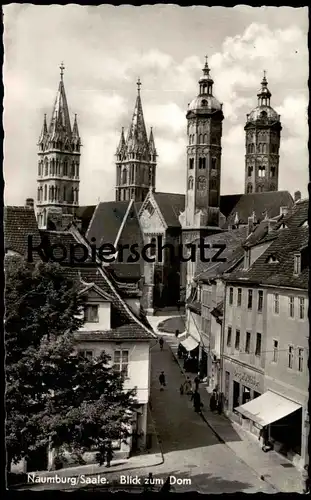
[224,191,293,228]
[75,205,96,235]
[4,206,42,259]
[153,192,185,227]
[125,81,149,155]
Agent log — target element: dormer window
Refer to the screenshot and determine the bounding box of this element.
[300,220,308,227]
[267,255,279,264]
[294,253,301,275]
[84,304,99,323]
[280,206,289,216]
[278,222,288,230]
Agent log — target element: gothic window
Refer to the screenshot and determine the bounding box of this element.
[199,134,203,144]
[211,157,217,170]
[248,165,253,177]
[63,186,66,202]
[122,168,127,185]
[199,158,206,169]
[76,163,79,177]
[52,186,55,202]
[188,176,194,190]
[262,143,267,154]
[258,166,266,178]
[210,179,217,190]
[270,166,276,178]
[59,141,63,150]
[63,159,68,176]
[247,183,253,194]
[71,187,74,203]
[71,162,75,178]
[44,184,47,200]
[202,84,207,94]
[44,158,48,176]
[37,188,40,202]
[203,134,207,143]
[251,144,255,153]
[197,176,206,191]
[189,158,194,170]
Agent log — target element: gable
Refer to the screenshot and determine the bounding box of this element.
[86,288,111,302]
[140,205,166,234]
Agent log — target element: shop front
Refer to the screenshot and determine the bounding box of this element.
[177,332,200,373]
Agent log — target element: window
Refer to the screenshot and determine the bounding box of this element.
[273,293,279,314]
[229,287,233,305]
[237,288,242,307]
[199,158,206,169]
[227,327,232,347]
[247,165,253,177]
[188,176,194,190]
[245,332,251,353]
[247,289,253,309]
[235,330,240,350]
[255,333,261,356]
[79,350,93,361]
[113,350,129,377]
[288,345,293,369]
[189,158,194,169]
[289,297,294,318]
[299,298,305,319]
[211,157,216,170]
[257,290,263,312]
[258,166,266,178]
[273,340,278,362]
[247,183,253,194]
[270,166,276,177]
[84,304,99,323]
[294,253,301,275]
[298,348,303,372]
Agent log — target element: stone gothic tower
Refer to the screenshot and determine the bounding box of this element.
[244,72,281,194]
[36,63,81,229]
[180,57,224,242]
[115,79,157,203]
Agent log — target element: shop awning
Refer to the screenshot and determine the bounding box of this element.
[235,391,301,427]
[179,334,199,352]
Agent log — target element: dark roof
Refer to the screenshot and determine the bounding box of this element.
[219,194,243,218]
[153,192,185,227]
[211,300,224,319]
[86,200,144,281]
[75,205,96,235]
[188,300,201,315]
[275,198,309,229]
[195,226,248,279]
[224,191,294,228]
[4,206,42,259]
[227,225,309,289]
[243,220,271,248]
[75,324,153,342]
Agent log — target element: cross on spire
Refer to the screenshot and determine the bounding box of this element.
[205,55,208,65]
[137,77,141,94]
[60,62,65,80]
[263,70,266,79]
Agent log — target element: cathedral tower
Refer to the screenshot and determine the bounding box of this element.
[36,63,81,229]
[244,72,281,194]
[115,79,157,203]
[181,57,224,241]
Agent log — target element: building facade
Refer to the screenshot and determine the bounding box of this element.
[36,64,81,229]
[115,80,157,203]
[244,72,282,194]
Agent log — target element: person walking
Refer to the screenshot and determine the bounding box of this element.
[159,371,166,390]
[179,383,184,395]
[209,390,217,412]
[175,329,180,338]
[194,373,200,391]
[184,376,192,395]
[105,440,113,468]
[217,392,223,415]
[191,389,202,413]
[159,337,164,351]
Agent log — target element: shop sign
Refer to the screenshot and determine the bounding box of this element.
[233,369,260,390]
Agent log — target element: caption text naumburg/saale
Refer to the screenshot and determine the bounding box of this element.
[27,473,192,486]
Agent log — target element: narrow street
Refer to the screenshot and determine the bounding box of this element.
[76,339,275,493]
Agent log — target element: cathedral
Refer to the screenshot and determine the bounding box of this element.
[33,58,293,314]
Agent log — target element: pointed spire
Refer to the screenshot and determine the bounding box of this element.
[199,55,214,96]
[72,114,80,138]
[126,80,149,154]
[116,127,126,155]
[38,113,48,145]
[257,70,271,106]
[49,63,72,140]
[148,127,157,155]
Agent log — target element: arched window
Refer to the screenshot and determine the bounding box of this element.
[76,163,79,177]
[262,143,267,154]
[63,159,68,176]
[210,179,217,190]
[258,166,266,178]
[247,183,253,194]
[44,158,48,176]
[203,84,207,94]
[203,134,207,143]
[122,168,127,185]
[189,158,194,170]
[270,166,276,178]
[198,176,206,191]
[71,162,75,178]
[201,99,208,106]
[37,188,40,201]
[43,209,47,227]
[51,186,55,201]
[198,158,206,169]
[63,186,66,202]
[188,176,194,190]
[199,134,203,144]
[211,158,217,170]
[248,165,253,177]
[44,184,47,200]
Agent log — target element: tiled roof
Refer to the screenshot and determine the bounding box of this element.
[153,192,185,227]
[86,200,144,280]
[227,225,309,289]
[219,194,243,218]
[195,226,248,279]
[275,198,309,229]
[75,205,96,234]
[75,324,153,342]
[224,191,294,228]
[4,206,42,260]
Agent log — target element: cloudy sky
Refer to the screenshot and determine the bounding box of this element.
[3,5,309,206]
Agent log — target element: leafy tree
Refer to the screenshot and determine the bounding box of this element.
[5,257,137,469]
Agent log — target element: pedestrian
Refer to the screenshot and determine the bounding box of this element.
[194,373,200,391]
[105,440,113,468]
[159,337,164,351]
[179,383,184,395]
[191,389,202,413]
[217,392,223,415]
[160,476,171,492]
[159,371,166,390]
[209,390,217,412]
[143,472,154,492]
[175,329,180,338]
[184,376,192,395]
[303,464,310,494]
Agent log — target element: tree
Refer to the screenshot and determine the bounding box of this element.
[5,257,137,468]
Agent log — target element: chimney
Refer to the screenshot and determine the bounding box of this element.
[247,217,254,236]
[268,219,278,233]
[294,190,301,203]
[25,198,34,209]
